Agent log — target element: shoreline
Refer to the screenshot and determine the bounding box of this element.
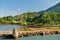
[0,23,60,28]
[0,27,60,38]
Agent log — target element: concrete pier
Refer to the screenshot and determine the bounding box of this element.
[0,28,60,38]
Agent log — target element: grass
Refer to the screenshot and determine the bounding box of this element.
[18,26,60,31]
[38,27,60,31]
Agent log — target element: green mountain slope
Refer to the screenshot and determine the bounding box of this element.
[0,2,60,27]
[46,2,60,12]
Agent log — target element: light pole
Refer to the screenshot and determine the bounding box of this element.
[24,13,28,31]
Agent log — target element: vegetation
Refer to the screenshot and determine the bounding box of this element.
[0,12,60,27]
[0,2,60,27]
[30,12,60,27]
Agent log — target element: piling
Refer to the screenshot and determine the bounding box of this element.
[13,28,18,39]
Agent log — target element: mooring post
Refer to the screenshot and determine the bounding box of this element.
[43,32,45,35]
[13,28,18,39]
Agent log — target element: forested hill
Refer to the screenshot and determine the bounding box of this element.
[0,2,60,27]
[0,12,40,24]
[46,2,60,12]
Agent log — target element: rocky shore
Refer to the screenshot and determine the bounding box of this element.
[0,27,60,39]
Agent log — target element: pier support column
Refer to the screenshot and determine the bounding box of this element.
[43,32,45,35]
[13,28,18,39]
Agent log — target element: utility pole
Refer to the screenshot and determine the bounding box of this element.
[17,8,22,24]
[17,8,28,30]
[18,8,20,18]
[24,13,28,31]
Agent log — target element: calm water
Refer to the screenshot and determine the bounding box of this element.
[0,25,60,40]
[0,34,60,40]
[20,34,60,40]
[0,24,23,31]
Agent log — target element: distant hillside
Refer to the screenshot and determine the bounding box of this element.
[46,2,60,13]
[0,2,60,27]
[0,12,40,24]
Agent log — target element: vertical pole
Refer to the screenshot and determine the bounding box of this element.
[24,13,27,31]
[18,8,20,18]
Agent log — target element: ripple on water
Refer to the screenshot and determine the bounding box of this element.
[20,34,60,40]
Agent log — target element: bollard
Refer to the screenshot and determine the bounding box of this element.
[13,28,18,39]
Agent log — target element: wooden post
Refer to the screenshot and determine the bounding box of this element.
[13,28,18,39]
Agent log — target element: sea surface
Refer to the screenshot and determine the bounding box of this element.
[0,24,23,31]
[0,24,60,40]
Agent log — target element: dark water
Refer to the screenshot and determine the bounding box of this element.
[0,25,60,40]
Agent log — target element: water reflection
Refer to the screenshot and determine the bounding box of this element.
[0,36,18,40]
[13,39,18,40]
[0,38,18,40]
[0,34,60,40]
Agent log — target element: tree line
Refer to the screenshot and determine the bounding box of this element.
[0,12,60,27]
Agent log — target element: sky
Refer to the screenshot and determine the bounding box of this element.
[0,0,60,17]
